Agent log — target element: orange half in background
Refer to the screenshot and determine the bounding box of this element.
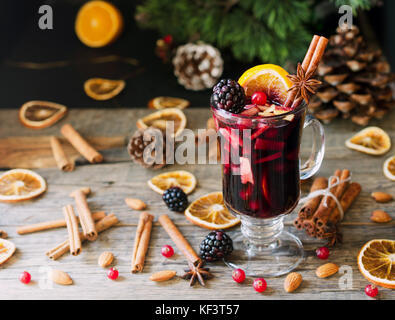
[238,64,293,105]
[75,1,123,48]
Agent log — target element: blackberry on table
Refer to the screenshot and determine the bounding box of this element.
[162,187,188,212]
[199,230,233,262]
[210,79,246,114]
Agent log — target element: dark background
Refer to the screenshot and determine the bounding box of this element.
[1,0,394,109]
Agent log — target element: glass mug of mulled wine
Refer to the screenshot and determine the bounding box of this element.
[211,102,325,277]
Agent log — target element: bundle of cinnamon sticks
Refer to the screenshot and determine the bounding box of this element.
[294,169,361,246]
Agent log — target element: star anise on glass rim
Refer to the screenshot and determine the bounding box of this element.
[287,63,322,103]
[182,260,213,286]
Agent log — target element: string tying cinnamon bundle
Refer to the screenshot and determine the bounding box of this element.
[294,169,361,246]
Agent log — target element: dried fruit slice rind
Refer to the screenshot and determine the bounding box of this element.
[0,169,47,202]
[383,155,395,181]
[148,170,196,195]
[185,191,240,230]
[357,239,395,289]
[345,126,391,155]
[19,101,67,129]
[148,97,190,110]
[84,78,125,100]
[137,108,187,137]
[0,239,16,265]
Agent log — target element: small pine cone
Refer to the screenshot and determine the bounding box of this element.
[127,127,166,169]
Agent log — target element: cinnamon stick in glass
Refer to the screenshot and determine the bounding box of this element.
[158,214,200,265]
[131,212,154,273]
[71,189,98,241]
[50,136,75,171]
[46,213,118,260]
[63,205,82,256]
[17,211,105,235]
[60,123,103,163]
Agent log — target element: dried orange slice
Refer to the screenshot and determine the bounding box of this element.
[19,101,67,129]
[148,170,196,195]
[84,78,125,100]
[137,108,187,137]
[0,239,16,265]
[238,64,293,105]
[0,169,46,202]
[357,239,395,289]
[345,127,391,155]
[75,1,123,48]
[383,155,395,181]
[185,192,240,230]
[148,97,190,110]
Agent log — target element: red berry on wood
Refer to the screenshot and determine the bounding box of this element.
[251,91,267,106]
[19,271,31,284]
[161,245,174,258]
[253,278,267,293]
[232,268,246,283]
[365,284,378,298]
[107,267,119,280]
[316,246,330,260]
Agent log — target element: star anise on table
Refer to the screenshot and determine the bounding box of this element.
[287,63,322,103]
[182,260,213,287]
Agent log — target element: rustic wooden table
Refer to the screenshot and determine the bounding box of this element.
[0,108,394,300]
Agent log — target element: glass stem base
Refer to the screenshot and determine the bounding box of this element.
[224,214,305,277]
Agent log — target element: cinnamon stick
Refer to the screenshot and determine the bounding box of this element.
[298,177,328,220]
[17,211,105,235]
[71,189,98,241]
[158,214,200,265]
[63,205,82,256]
[50,136,75,171]
[60,124,103,163]
[46,213,118,260]
[131,212,154,273]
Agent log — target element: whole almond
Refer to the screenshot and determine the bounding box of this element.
[316,263,339,278]
[371,192,393,203]
[0,230,8,239]
[284,272,303,292]
[98,251,114,267]
[125,198,147,211]
[149,270,177,282]
[371,210,392,223]
[49,269,73,285]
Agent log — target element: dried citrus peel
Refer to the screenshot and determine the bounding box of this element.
[345,126,391,155]
[84,78,125,100]
[19,101,67,129]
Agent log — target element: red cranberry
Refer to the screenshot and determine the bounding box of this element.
[107,267,119,280]
[19,271,31,284]
[253,278,267,293]
[232,269,246,283]
[161,245,174,258]
[163,34,173,44]
[316,246,330,260]
[365,284,379,298]
[251,92,267,106]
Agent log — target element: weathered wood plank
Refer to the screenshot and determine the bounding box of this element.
[0,108,394,300]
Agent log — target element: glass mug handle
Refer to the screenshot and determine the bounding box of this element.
[300,114,325,180]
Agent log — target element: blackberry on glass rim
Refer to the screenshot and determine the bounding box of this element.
[210,79,246,114]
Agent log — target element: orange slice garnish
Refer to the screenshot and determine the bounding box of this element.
[238,64,293,105]
[148,97,190,110]
[0,239,16,265]
[185,192,240,230]
[383,155,395,181]
[84,78,125,100]
[148,170,197,195]
[137,108,187,138]
[345,127,391,155]
[357,239,395,289]
[75,1,123,48]
[0,169,46,202]
[19,101,67,129]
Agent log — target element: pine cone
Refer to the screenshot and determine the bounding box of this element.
[312,24,395,125]
[127,127,166,169]
[172,42,223,91]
